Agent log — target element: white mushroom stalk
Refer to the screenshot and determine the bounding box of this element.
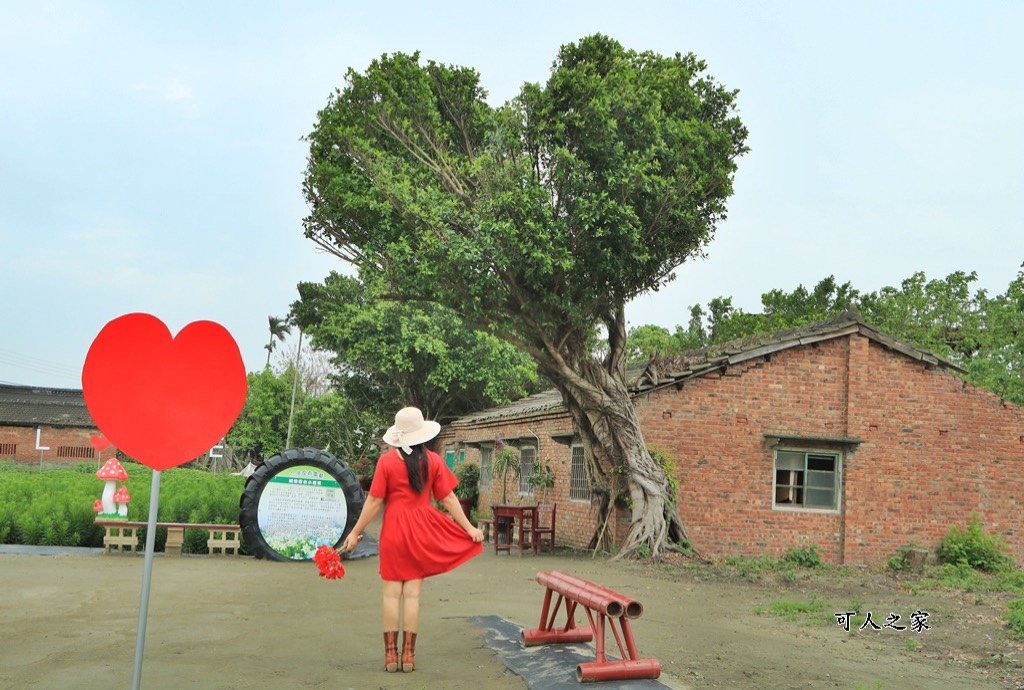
[96,459,129,516]
[114,485,131,517]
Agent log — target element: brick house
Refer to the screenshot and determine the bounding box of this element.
[0,384,116,466]
[440,308,1024,565]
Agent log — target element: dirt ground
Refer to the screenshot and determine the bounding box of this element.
[3,534,1024,690]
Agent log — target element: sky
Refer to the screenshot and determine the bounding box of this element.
[1,1,1021,389]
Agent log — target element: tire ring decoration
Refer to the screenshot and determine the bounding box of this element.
[239,447,364,561]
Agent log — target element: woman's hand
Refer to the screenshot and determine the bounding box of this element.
[467,526,484,543]
[342,532,362,553]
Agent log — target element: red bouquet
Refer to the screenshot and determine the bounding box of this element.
[313,544,346,580]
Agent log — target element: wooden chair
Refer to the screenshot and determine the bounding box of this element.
[531,503,556,551]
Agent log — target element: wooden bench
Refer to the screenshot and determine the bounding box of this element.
[95,520,242,557]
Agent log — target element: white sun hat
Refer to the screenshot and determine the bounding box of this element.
[383,407,441,454]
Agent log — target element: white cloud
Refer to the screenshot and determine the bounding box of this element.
[163,79,193,103]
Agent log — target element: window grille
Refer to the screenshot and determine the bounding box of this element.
[569,445,591,501]
[518,446,535,496]
[479,447,492,488]
[57,446,93,459]
[0,443,15,457]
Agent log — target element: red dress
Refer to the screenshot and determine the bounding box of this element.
[369,448,482,581]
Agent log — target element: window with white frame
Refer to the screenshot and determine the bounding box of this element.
[444,449,455,469]
[479,446,493,488]
[569,444,590,502]
[518,446,535,496]
[773,450,840,510]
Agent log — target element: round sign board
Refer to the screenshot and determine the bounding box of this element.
[239,447,364,561]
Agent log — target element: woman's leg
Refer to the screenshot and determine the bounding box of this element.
[400,579,423,672]
[381,580,402,672]
[400,579,423,632]
[382,580,402,630]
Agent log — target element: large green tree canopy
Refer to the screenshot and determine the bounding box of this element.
[303,35,748,558]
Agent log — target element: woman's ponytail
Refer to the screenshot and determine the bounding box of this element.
[400,444,429,493]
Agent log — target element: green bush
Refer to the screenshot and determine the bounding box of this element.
[1008,597,1024,639]
[783,545,823,568]
[453,461,480,500]
[0,461,246,554]
[937,516,1012,573]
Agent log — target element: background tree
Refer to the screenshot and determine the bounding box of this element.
[302,35,748,558]
[265,315,291,368]
[633,266,1024,407]
[272,343,336,397]
[290,271,540,422]
[226,368,297,463]
[289,391,380,474]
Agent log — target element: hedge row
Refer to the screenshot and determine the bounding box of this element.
[0,461,246,554]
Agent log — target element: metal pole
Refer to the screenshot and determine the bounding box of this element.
[285,329,303,448]
[132,469,161,690]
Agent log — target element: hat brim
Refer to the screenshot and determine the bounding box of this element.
[382,420,441,449]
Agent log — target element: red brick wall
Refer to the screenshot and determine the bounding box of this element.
[637,334,1024,565]
[445,414,617,550]
[0,425,117,465]
[635,337,851,562]
[446,333,1024,565]
[843,338,1024,564]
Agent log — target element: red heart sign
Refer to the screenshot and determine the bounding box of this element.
[82,313,248,471]
[89,434,110,451]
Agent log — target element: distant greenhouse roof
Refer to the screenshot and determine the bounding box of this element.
[0,384,95,428]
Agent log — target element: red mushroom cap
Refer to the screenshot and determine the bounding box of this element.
[96,458,128,481]
[113,485,131,502]
[93,499,103,512]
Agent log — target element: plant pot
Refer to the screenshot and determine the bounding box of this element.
[457,496,476,517]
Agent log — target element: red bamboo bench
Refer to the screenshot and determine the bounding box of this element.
[522,570,660,683]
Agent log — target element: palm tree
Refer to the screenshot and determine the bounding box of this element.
[265,316,291,367]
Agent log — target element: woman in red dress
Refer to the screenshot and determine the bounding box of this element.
[342,407,484,673]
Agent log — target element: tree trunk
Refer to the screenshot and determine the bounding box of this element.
[530,307,689,560]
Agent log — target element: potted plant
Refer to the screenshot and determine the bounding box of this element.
[491,448,522,546]
[527,457,555,502]
[492,448,521,504]
[453,461,480,518]
[350,454,376,493]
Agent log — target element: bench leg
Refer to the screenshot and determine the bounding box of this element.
[207,529,241,556]
[103,526,137,555]
[165,527,184,557]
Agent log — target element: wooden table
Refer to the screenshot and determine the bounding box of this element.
[492,504,538,556]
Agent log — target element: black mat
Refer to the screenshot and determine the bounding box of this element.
[467,615,670,689]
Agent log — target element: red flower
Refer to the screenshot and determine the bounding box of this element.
[313,544,346,580]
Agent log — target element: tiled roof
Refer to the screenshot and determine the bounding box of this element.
[450,388,565,427]
[0,384,95,428]
[635,305,961,391]
[451,306,960,428]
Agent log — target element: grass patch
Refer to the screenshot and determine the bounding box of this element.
[910,563,1024,595]
[1007,598,1024,640]
[755,595,835,624]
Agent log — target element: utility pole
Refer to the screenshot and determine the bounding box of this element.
[285,328,303,448]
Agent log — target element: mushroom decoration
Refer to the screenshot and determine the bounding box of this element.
[93,499,103,513]
[113,485,131,517]
[96,458,128,515]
